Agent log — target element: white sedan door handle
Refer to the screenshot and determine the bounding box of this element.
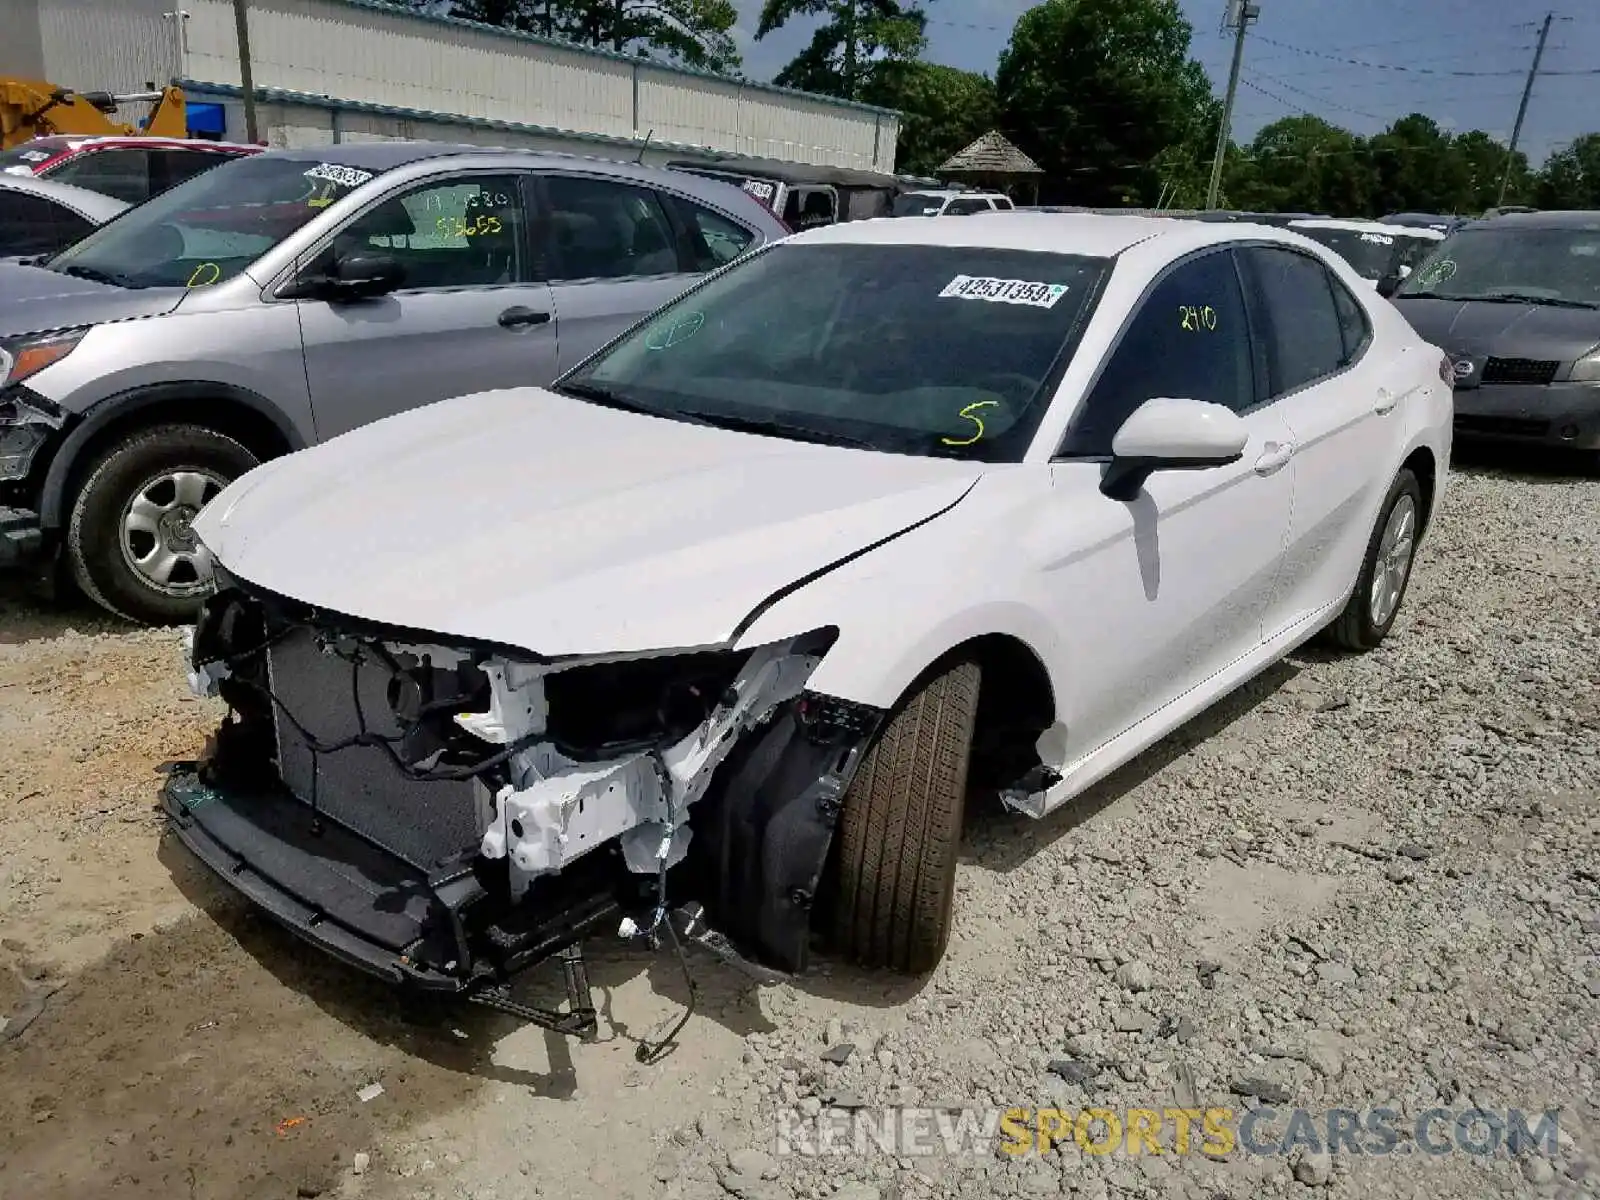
[1374,387,1398,415]
[1253,440,1294,475]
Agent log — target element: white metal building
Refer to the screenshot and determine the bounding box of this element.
[3,0,901,173]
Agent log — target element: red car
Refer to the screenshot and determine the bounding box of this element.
[0,135,260,206]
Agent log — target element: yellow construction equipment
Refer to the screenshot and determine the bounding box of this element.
[0,78,188,149]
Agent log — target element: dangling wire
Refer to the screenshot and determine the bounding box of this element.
[636,913,697,1064]
[635,751,699,1063]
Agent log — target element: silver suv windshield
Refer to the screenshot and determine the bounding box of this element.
[44,154,384,289]
[556,241,1110,462]
[891,193,948,216]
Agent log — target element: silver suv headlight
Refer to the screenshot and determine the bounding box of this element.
[0,329,86,391]
[0,329,87,390]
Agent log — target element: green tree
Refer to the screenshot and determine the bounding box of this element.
[756,0,929,102]
[869,62,995,177]
[1149,118,1228,209]
[1452,130,1532,212]
[1366,114,1471,216]
[1242,116,1374,215]
[1537,133,1600,209]
[449,0,740,71]
[449,0,565,36]
[569,0,739,68]
[995,0,1216,206]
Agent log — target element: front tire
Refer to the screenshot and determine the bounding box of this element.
[1326,468,1423,652]
[832,660,980,975]
[66,424,257,624]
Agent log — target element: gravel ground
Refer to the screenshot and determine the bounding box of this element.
[1,454,1597,1200]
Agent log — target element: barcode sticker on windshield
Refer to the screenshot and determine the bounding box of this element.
[940,276,1069,307]
[1359,232,1395,245]
[303,163,374,189]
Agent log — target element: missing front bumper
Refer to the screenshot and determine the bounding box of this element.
[161,764,622,992]
[162,687,883,989]
[170,583,887,993]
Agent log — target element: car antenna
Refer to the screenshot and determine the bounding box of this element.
[635,130,654,164]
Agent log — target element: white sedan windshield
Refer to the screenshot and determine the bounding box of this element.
[557,242,1111,461]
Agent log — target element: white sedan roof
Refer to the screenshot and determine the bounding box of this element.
[789,210,1303,259]
[1290,217,1444,240]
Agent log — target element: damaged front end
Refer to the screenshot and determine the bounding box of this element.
[163,576,883,1009]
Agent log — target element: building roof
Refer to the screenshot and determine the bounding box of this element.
[323,0,900,119]
[938,131,1042,176]
[664,155,929,190]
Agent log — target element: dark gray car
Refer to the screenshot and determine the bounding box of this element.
[1389,210,1600,459]
[0,142,787,622]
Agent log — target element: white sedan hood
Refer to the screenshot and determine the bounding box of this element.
[195,387,982,656]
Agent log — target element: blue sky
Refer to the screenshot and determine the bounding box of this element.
[730,0,1600,164]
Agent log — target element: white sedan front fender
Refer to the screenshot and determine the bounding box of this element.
[732,471,1067,714]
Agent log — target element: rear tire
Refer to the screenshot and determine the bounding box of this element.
[1326,468,1423,652]
[831,660,980,975]
[66,424,257,625]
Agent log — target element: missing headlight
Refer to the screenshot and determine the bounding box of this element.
[378,647,490,768]
[542,649,752,759]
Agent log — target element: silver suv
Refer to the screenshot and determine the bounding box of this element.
[889,189,1015,217]
[0,142,787,622]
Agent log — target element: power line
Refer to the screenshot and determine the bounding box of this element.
[1275,27,1525,53]
[1242,66,1384,122]
[1250,46,1537,70]
[1248,32,1600,76]
[1236,75,1319,120]
[923,16,1012,32]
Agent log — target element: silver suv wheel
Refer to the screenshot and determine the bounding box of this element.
[118,468,225,595]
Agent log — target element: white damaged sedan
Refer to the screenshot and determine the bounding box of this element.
[167,213,1453,1006]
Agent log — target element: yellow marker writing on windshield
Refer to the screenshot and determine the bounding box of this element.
[941,399,1000,447]
[186,262,222,288]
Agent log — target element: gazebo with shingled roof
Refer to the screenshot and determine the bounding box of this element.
[937,130,1044,204]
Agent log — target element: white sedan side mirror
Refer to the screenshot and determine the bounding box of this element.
[1100,397,1249,501]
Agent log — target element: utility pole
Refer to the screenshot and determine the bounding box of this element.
[1498,11,1552,206]
[1206,0,1259,210]
[232,0,259,144]
[842,0,858,102]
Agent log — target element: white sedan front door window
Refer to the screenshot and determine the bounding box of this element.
[1041,248,1296,768]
